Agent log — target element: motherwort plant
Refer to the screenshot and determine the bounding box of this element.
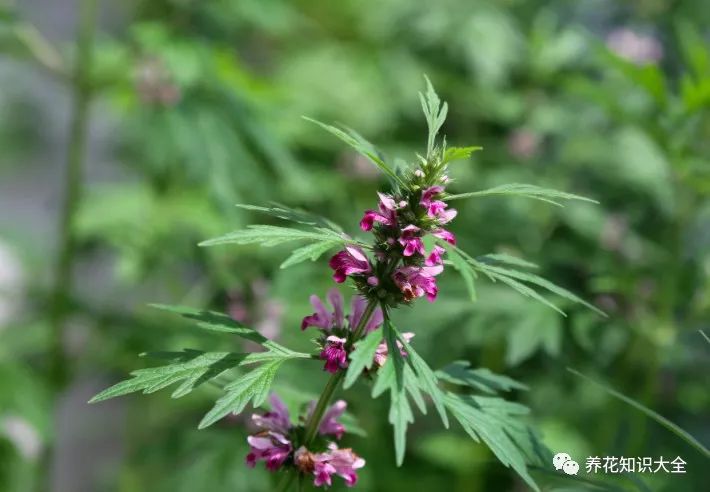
[91,79,602,490]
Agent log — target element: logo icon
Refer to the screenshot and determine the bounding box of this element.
[553,452,579,475]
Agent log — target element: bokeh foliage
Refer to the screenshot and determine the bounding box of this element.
[0,0,709,490]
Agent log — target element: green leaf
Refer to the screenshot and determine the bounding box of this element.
[505,307,562,366]
[444,183,598,207]
[441,146,482,165]
[388,373,415,466]
[303,117,407,188]
[199,360,284,429]
[568,369,710,459]
[371,319,414,466]
[447,246,477,301]
[343,328,383,389]
[699,330,710,345]
[470,261,605,316]
[235,203,343,231]
[373,317,451,465]
[89,351,246,403]
[199,224,346,247]
[280,239,342,269]
[148,304,270,344]
[447,245,604,316]
[437,361,528,394]
[398,335,449,428]
[384,317,405,388]
[419,75,448,159]
[445,393,539,491]
[477,253,538,270]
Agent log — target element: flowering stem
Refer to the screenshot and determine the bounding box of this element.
[304,300,376,444]
[276,299,377,492]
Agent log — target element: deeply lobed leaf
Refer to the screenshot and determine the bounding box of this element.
[437,361,528,395]
[343,328,383,389]
[235,203,343,232]
[444,183,598,207]
[304,117,407,188]
[198,224,346,248]
[444,393,539,491]
[89,351,246,403]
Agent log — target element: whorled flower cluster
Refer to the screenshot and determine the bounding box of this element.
[246,394,365,488]
[329,171,456,305]
[302,289,413,374]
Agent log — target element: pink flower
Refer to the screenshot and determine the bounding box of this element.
[606,28,662,65]
[298,444,366,488]
[329,246,372,283]
[319,444,366,487]
[321,336,348,373]
[425,245,446,266]
[420,186,444,208]
[392,265,443,302]
[349,295,384,333]
[398,225,426,257]
[301,288,344,331]
[359,193,397,231]
[420,186,457,225]
[508,129,540,160]
[314,460,337,487]
[245,431,292,471]
[306,399,347,439]
[432,228,456,245]
[251,393,291,434]
[374,332,415,367]
[426,200,448,217]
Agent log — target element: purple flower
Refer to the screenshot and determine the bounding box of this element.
[373,332,415,367]
[321,336,348,373]
[420,186,444,208]
[329,246,372,283]
[432,228,456,245]
[508,129,540,159]
[349,295,384,333]
[398,225,426,257]
[360,193,397,231]
[392,265,443,302]
[245,431,292,471]
[251,393,291,434]
[319,444,366,487]
[306,399,347,439]
[420,186,457,224]
[606,28,662,65]
[302,291,384,373]
[301,288,345,331]
[297,444,366,488]
[314,460,337,487]
[425,245,446,266]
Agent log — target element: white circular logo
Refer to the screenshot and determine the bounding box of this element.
[553,452,579,475]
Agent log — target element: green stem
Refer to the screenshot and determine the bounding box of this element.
[303,300,376,445]
[47,0,97,390]
[276,300,377,492]
[37,4,98,490]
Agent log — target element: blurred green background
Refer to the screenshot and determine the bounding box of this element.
[0,0,709,490]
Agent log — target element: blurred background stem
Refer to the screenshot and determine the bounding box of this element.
[48,0,97,392]
[39,0,98,490]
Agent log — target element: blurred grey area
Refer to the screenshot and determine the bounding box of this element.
[2,1,129,490]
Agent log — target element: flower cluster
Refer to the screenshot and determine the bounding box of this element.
[329,169,457,306]
[246,394,365,488]
[301,289,413,374]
